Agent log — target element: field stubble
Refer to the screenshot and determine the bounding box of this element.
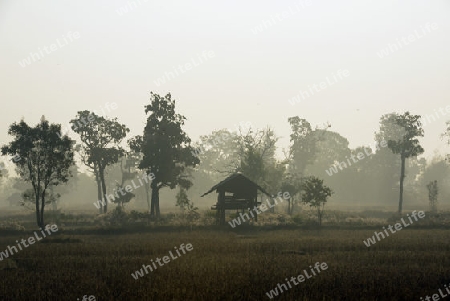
[0,229,449,300]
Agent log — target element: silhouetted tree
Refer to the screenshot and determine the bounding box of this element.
[286,118,330,211]
[70,111,129,213]
[1,117,75,228]
[139,92,199,218]
[236,126,278,187]
[378,112,424,213]
[191,129,240,179]
[288,117,320,174]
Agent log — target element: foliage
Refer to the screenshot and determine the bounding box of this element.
[236,126,278,188]
[70,111,129,214]
[287,117,326,174]
[301,176,333,226]
[138,92,200,217]
[280,172,302,215]
[95,206,130,227]
[378,112,424,213]
[175,187,200,224]
[129,210,151,220]
[1,117,75,228]
[111,183,135,207]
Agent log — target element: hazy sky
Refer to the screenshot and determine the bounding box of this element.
[1,0,449,162]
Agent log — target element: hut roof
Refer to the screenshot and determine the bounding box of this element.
[200,172,272,198]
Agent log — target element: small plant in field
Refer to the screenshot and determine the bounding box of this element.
[301,176,333,227]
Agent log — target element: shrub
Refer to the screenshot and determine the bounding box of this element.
[94,206,130,227]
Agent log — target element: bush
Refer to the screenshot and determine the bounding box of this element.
[94,206,130,227]
[292,214,303,224]
[129,210,150,221]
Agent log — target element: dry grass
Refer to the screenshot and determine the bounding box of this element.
[0,228,449,300]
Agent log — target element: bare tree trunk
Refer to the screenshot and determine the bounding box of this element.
[40,190,46,228]
[317,207,322,227]
[156,192,160,217]
[50,186,57,211]
[144,181,151,212]
[268,195,275,213]
[94,164,103,214]
[35,187,41,228]
[99,167,107,214]
[97,180,102,213]
[150,182,157,217]
[398,154,406,214]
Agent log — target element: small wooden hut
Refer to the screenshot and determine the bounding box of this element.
[201,172,272,225]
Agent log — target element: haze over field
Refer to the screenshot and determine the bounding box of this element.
[1,0,449,161]
[2,2,450,301]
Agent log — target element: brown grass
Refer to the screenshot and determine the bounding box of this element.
[0,228,449,300]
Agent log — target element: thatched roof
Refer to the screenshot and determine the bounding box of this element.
[200,172,272,198]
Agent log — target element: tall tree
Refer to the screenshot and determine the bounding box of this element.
[1,117,75,228]
[139,92,199,218]
[192,129,240,178]
[70,111,129,213]
[377,112,424,213]
[128,135,154,211]
[189,129,240,205]
[288,117,320,175]
[286,118,331,211]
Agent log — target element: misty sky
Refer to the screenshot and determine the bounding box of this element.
[1,0,449,162]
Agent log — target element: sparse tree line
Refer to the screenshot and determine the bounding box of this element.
[1,92,449,227]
